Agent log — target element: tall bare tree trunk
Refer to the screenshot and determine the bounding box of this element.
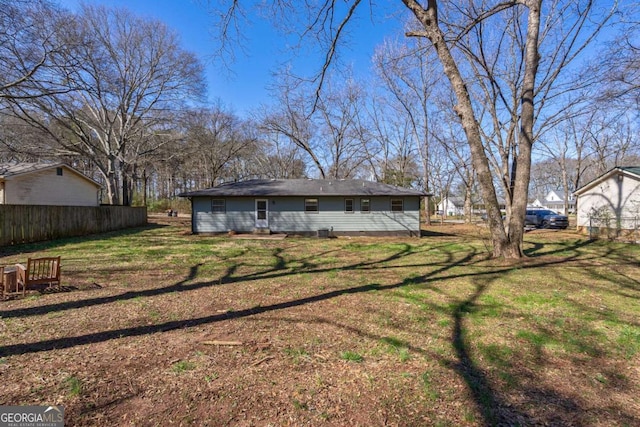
[403,0,542,258]
[464,185,473,223]
[561,161,569,215]
[404,0,510,257]
[422,143,431,226]
[505,0,541,257]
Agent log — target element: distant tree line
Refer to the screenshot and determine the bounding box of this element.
[1,0,638,232]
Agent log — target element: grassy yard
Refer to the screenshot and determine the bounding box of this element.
[1,217,639,426]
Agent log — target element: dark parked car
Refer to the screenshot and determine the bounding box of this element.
[525,209,569,229]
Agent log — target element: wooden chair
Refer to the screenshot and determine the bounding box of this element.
[2,265,23,297]
[16,256,61,294]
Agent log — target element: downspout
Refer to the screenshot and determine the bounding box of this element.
[188,197,195,234]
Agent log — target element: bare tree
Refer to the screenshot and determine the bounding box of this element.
[254,132,307,179]
[0,0,78,101]
[143,134,188,201]
[260,73,371,179]
[534,105,639,215]
[394,1,544,257]
[212,0,616,258]
[316,79,370,179]
[260,84,326,178]
[364,96,422,187]
[429,142,457,225]
[4,4,205,205]
[536,111,597,214]
[436,118,476,222]
[0,114,55,162]
[597,3,640,109]
[585,113,639,177]
[183,106,255,186]
[372,38,440,224]
[402,1,617,257]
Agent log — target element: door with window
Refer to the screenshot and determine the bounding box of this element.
[255,199,269,228]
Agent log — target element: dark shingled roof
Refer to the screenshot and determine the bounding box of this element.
[620,166,640,176]
[179,179,429,198]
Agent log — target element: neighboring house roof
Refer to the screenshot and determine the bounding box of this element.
[545,189,574,204]
[179,179,429,198]
[441,197,464,206]
[574,166,640,196]
[0,162,102,187]
[546,190,562,201]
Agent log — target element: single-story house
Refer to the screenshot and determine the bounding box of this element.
[573,166,640,233]
[179,179,429,236]
[0,162,102,206]
[437,197,464,216]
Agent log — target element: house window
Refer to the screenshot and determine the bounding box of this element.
[344,198,354,213]
[391,198,404,212]
[211,199,225,213]
[361,198,370,213]
[56,167,63,176]
[305,198,318,213]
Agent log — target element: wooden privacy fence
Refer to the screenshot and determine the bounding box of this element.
[0,205,147,246]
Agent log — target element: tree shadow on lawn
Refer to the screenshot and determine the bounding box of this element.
[0,243,420,320]
[0,223,167,257]
[0,262,205,319]
[0,239,514,321]
[420,229,459,238]
[523,236,640,264]
[0,238,636,425]
[523,237,595,257]
[525,238,640,301]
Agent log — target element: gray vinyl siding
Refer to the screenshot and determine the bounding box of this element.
[192,197,255,233]
[191,196,421,235]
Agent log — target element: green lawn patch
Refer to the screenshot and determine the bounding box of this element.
[0,221,638,426]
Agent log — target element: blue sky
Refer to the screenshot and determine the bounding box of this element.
[54,0,624,118]
[58,0,402,117]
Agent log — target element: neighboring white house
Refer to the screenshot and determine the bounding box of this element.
[0,163,102,206]
[437,197,465,216]
[573,166,640,232]
[532,189,575,214]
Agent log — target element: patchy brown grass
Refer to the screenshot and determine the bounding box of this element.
[1,216,639,426]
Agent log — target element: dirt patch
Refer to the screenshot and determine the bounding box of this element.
[0,217,638,426]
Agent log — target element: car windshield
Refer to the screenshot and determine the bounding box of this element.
[535,210,555,215]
